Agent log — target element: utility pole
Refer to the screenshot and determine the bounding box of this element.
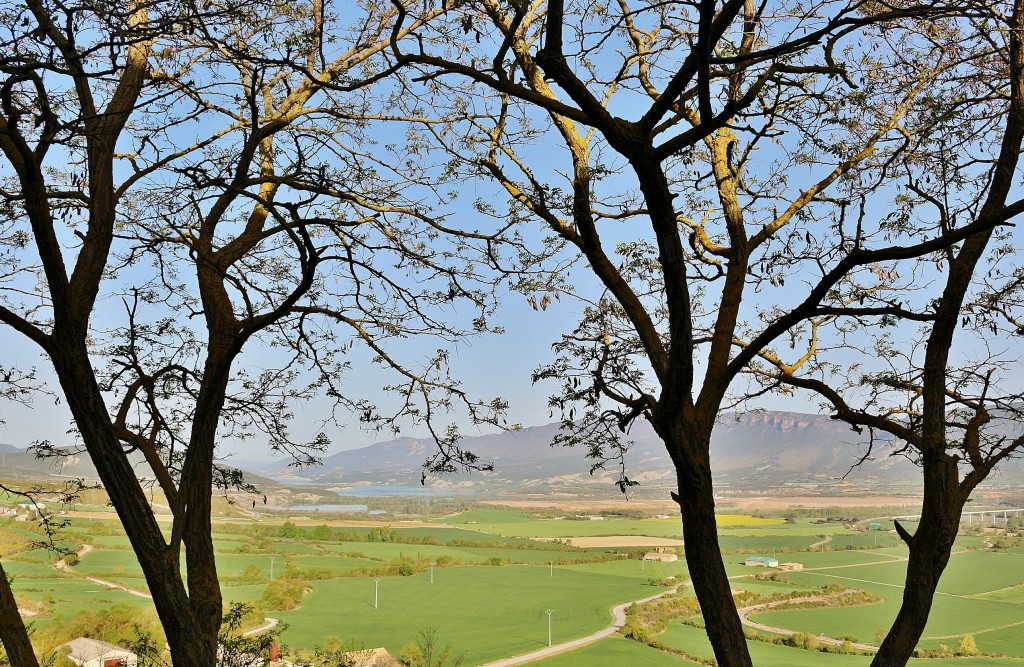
[430,562,435,584]
[269,557,276,581]
[545,610,554,646]
[374,578,381,609]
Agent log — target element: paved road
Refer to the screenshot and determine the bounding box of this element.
[477,588,676,667]
[243,617,280,637]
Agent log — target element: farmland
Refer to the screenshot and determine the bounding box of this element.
[3,500,1024,665]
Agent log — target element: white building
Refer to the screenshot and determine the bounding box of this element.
[643,552,679,562]
[60,638,137,667]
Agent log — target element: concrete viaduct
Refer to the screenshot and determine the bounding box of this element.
[892,508,1024,525]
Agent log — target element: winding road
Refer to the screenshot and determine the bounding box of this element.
[243,617,280,637]
[477,588,677,667]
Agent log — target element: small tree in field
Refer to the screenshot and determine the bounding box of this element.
[399,627,464,667]
[957,634,979,657]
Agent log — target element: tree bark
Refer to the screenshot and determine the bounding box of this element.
[662,419,753,667]
[49,342,217,665]
[871,452,963,666]
[0,560,39,667]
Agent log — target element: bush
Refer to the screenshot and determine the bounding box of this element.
[957,634,979,657]
[240,564,264,584]
[260,576,307,611]
[399,627,464,667]
[398,563,414,576]
[787,632,820,651]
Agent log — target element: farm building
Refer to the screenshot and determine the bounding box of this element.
[60,638,137,667]
[869,522,883,530]
[744,555,779,568]
[643,552,679,562]
[342,648,401,667]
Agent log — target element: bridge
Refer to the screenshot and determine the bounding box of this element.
[891,508,1024,525]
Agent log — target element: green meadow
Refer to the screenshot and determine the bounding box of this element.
[5,502,1024,664]
[274,563,656,664]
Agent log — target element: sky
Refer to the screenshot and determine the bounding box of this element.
[2,1,1022,467]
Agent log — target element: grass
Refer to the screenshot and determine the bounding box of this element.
[9,504,1024,663]
[531,635,693,665]
[442,514,783,539]
[275,562,657,664]
[751,556,1024,650]
[657,622,1024,665]
[316,541,590,565]
[443,508,533,524]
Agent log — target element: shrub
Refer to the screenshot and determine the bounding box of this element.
[957,634,979,657]
[787,632,820,651]
[240,564,264,584]
[399,627,464,667]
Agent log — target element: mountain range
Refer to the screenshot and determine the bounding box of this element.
[6,411,1024,494]
[255,411,930,494]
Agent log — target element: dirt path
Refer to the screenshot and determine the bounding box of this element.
[808,535,832,550]
[53,543,152,599]
[737,591,878,653]
[477,588,679,667]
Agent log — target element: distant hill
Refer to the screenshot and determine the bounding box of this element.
[6,410,1022,495]
[0,444,268,488]
[0,444,102,480]
[255,411,942,493]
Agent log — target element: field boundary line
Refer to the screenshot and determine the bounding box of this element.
[739,590,879,653]
[924,618,1024,641]
[52,543,152,599]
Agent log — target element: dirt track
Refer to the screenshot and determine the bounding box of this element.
[543,536,684,548]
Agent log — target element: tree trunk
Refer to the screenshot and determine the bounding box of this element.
[872,453,963,666]
[0,560,40,667]
[50,344,219,666]
[667,424,752,667]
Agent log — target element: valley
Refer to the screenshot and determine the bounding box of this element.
[4,490,1024,666]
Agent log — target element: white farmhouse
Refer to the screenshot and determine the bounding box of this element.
[60,638,137,667]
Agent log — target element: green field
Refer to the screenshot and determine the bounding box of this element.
[748,550,1024,655]
[7,503,1024,664]
[443,508,782,539]
[532,635,693,665]
[273,563,657,663]
[658,622,1024,666]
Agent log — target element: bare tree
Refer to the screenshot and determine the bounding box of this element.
[757,1,1024,662]
[0,0,512,663]
[383,0,1017,663]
